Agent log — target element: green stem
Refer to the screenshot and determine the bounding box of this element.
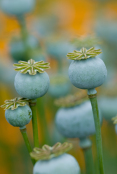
[17,15,31,60]
[37,97,51,145]
[20,126,35,165]
[79,138,94,174]
[58,58,62,73]
[88,88,104,174]
[30,99,39,147]
[84,148,94,174]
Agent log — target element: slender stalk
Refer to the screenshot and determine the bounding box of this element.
[20,126,35,165]
[30,99,39,147]
[83,148,94,174]
[37,97,51,145]
[17,15,31,60]
[58,58,62,73]
[88,88,104,174]
[80,138,94,174]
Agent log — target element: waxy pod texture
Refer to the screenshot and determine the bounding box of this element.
[46,41,75,60]
[33,153,80,174]
[0,0,35,15]
[14,72,50,99]
[55,101,102,138]
[99,97,117,121]
[10,36,39,62]
[5,105,32,127]
[115,124,117,134]
[68,57,107,89]
[49,82,71,98]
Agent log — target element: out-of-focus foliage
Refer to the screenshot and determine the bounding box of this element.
[0,0,117,174]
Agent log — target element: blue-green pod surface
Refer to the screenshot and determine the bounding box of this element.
[46,41,75,60]
[10,36,39,62]
[49,83,71,98]
[115,124,117,134]
[99,97,117,121]
[0,0,35,15]
[49,74,71,98]
[96,20,117,44]
[34,16,58,38]
[14,72,50,99]
[68,57,107,89]
[33,153,80,174]
[55,101,102,138]
[5,105,32,127]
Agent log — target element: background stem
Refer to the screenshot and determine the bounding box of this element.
[88,88,104,174]
[80,138,94,174]
[37,97,51,145]
[83,147,94,174]
[30,99,39,147]
[17,15,31,60]
[20,126,35,165]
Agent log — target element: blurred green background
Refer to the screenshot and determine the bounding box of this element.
[0,0,117,173]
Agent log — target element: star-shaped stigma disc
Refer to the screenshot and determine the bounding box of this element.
[67,47,102,60]
[30,142,73,161]
[14,59,50,75]
[1,98,29,110]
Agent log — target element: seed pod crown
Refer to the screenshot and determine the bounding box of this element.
[112,116,117,124]
[55,91,88,107]
[14,59,50,75]
[30,142,73,161]
[50,74,69,85]
[67,47,102,60]
[71,35,100,48]
[1,98,29,110]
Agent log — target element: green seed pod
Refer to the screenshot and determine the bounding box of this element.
[46,40,75,60]
[112,116,117,134]
[67,47,107,89]
[0,0,35,16]
[99,97,117,121]
[30,142,80,174]
[34,154,80,174]
[14,59,50,99]
[1,98,32,127]
[10,36,39,62]
[49,74,71,98]
[115,124,117,134]
[55,93,102,138]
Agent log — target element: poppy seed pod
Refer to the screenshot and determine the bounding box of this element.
[30,142,80,174]
[0,0,35,16]
[55,100,102,139]
[1,98,32,127]
[34,154,80,174]
[49,74,71,98]
[10,36,39,62]
[112,116,117,134]
[14,59,50,99]
[99,97,117,121]
[46,40,75,60]
[115,124,117,134]
[68,47,107,89]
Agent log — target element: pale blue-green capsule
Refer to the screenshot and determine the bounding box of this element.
[46,41,75,60]
[10,36,39,62]
[68,57,107,89]
[55,101,102,138]
[5,105,32,127]
[0,0,35,15]
[33,153,80,174]
[14,72,50,99]
[49,83,71,98]
[115,124,117,134]
[99,97,117,121]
